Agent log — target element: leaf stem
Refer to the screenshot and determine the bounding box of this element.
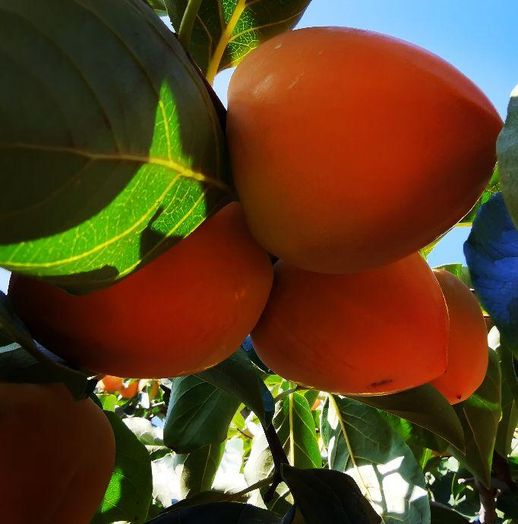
[177,0,203,49]
[262,420,290,503]
[205,0,246,84]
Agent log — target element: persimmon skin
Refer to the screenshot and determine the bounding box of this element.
[0,383,115,524]
[227,27,502,274]
[101,375,140,399]
[431,270,488,404]
[8,203,273,378]
[251,253,449,395]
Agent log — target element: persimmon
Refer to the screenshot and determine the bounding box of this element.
[8,203,273,378]
[431,270,488,404]
[227,27,502,274]
[101,375,140,399]
[251,253,449,395]
[0,382,115,524]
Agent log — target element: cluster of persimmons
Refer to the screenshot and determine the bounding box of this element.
[3,27,502,523]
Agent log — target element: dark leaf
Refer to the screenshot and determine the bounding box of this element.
[166,0,311,81]
[464,192,518,354]
[164,375,239,453]
[92,412,153,524]
[430,502,470,523]
[147,501,281,523]
[0,0,230,292]
[197,348,275,425]
[495,342,518,456]
[450,351,502,487]
[281,465,381,524]
[351,383,465,452]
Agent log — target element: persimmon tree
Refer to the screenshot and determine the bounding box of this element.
[0,1,517,524]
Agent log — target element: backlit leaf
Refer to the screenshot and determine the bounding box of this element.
[92,411,153,524]
[0,0,230,292]
[322,395,430,524]
[165,0,311,82]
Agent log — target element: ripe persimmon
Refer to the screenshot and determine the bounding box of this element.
[0,382,115,524]
[431,270,488,404]
[8,203,273,378]
[227,27,502,274]
[251,253,449,395]
[101,375,140,399]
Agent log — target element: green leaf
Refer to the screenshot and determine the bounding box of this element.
[197,348,275,425]
[149,502,282,523]
[322,395,431,524]
[165,0,311,82]
[351,384,465,453]
[430,503,469,523]
[500,86,518,227]
[281,465,381,524]
[0,0,230,292]
[92,412,153,524]
[460,165,500,225]
[451,350,502,487]
[164,375,240,453]
[244,390,320,514]
[175,442,226,498]
[146,0,167,15]
[0,291,90,398]
[495,342,518,456]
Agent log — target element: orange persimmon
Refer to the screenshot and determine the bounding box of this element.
[251,253,449,395]
[227,27,502,273]
[8,203,273,378]
[431,270,488,404]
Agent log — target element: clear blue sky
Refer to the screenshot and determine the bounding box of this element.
[1,2,515,292]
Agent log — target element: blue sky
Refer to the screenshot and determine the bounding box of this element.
[0,2,515,292]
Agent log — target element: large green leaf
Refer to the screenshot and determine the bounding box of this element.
[500,86,518,227]
[451,351,502,487]
[175,442,226,498]
[165,0,311,82]
[92,411,153,524]
[164,375,240,453]
[351,384,465,453]
[197,348,275,426]
[281,465,381,524]
[322,395,431,524]
[0,0,230,292]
